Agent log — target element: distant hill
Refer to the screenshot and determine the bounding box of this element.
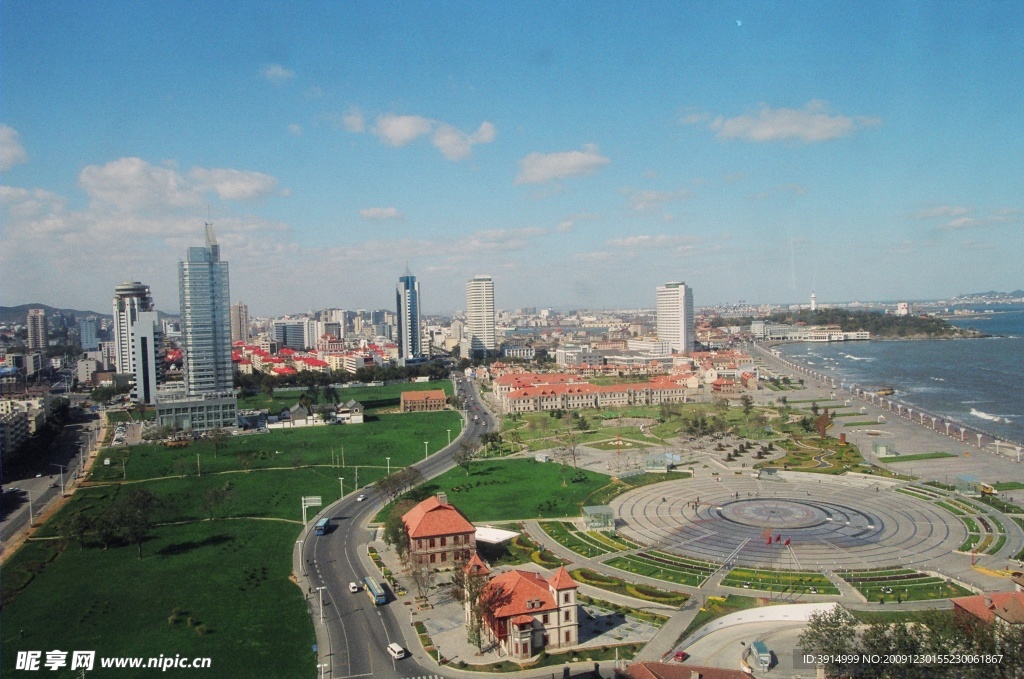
[1,304,177,325]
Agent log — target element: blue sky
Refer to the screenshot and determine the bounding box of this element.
[2,2,1022,316]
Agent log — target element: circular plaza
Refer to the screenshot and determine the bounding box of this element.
[610,473,966,570]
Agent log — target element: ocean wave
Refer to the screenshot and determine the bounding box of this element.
[930,377,946,382]
[969,408,1014,424]
[843,354,872,361]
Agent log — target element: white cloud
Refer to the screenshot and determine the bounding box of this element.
[373,114,433,147]
[555,220,575,233]
[913,204,1021,231]
[189,167,278,201]
[359,207,404,221]
[1,125,29,171]
[626,188,691,211]
[263,64,295,82]
[606,234,696,249]
[342,108,365,133]
[913,205,970,220]
[288,124,303,137]
[77,158,279,211]
[679,111,711,126]
[515,144,610,185]
[709,100,881,143]
[431,121,496,161]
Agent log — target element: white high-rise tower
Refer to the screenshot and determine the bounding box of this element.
[655,282,695,354]
[112,282,154,374]
[179,223,233,394]
[465,275,495,359]
[811,291,817,311]
[396,267,422,359]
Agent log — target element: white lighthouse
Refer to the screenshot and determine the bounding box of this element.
[810,291,817,311]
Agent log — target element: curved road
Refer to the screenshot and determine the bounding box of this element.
[301,375,497,679]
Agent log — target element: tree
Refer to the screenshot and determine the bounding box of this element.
[119,489,160,559]
[57,511,92,550]
[382,512,410,559]
[410,561,434,600]
[453,441,477,476]
[814,411,831,439]
[556,432,582,469]
[200,487,229,520]
[208,428,229,458]
[810,401,820,415]
[740,395,754,416]
[94,505,123,550]
[799,607,860,677]
[323,384,340,405]
[468,581,513,652]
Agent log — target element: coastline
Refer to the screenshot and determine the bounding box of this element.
[754,342,1024,450]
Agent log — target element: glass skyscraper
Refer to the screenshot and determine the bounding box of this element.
[396,268,422,359]
[179,224,233,394]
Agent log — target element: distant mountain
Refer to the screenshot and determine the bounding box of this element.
[0,304,177,325]
[953,290,1024,301]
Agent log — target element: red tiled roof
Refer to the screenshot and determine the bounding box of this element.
[485,570,557,619]
[402,496,474,539]
[548,566,578,590]
[622,661,750,679]
[402,389,446,402]
[464,553,491,577]
[953,591,1024,624]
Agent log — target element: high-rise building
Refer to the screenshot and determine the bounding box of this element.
[79,317,99,351]
[656,282,695,354]
[26,309,47,350]
[810,291,817,312]
[131,311,164,404]
[230,302,250,344]
[113,282,154,374]
[396,269,422,359]
[465,275,495,359]
[179,224,233,394]
[272,318,314,350]
[156,224,236,432]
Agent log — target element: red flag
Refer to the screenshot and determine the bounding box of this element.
[766,536,772,545]
[784,538,791,546]
[775,534,782,543]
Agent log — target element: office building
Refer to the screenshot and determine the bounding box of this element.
[272,318,315,350]
[465,275,495,359]
[656,281,695,354]
[79,317,99,351]
[230,302,250,343]
[396,268,422,359]
[156,223,236,432]
[26,308,47,350]
[113,282,154,374]
[131,311,164,404]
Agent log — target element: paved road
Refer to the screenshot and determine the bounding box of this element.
[1,408,101,546]
[302,375,498,679]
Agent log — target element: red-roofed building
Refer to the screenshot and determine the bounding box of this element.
[952,591,1024,631]
[402,494,476,567]
[616,661,750,679]
[474,565,579,659]
[400,389,447,412]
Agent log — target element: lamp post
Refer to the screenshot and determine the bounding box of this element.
[27,489,34,526]
[296,539,305,576]
[424,441,428,461]
[386,457,391,476]
[339,477,344,499]
[50,463,66,495]
[317,662,328,679]
[317,585,327,623]
[447,429,452,447]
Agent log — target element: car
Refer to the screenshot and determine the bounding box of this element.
[673,651,689,662]
[386,643,406,660]
[348,582,360,593]
[356,494,366,502]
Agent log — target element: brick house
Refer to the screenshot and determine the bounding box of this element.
[952,591,1024,632]
[473,563,579,660]
[400,389,447,412]
[402,494,476,567]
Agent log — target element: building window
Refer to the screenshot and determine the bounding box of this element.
[542,614,549,624]
[429,553,436,563]
[565,631,570,643]
[453,535,460,545]
[564,610,571,622]
[417,539,423,549]
[543,634,549,646]
[429,538,435,548]
[440,536,447,547]
[563,593,570,603]
[440,552,447,562]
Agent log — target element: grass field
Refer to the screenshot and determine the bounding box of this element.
[375,459,613,522]
[605,551,716,587]
[572,568,689,607]
[877,452,957,463]
[721,567,838,594]
[679,595,764,640]
[90,411,463,483]
[2,520,314,678]
[836,568,974,601]
[237,380,453,413]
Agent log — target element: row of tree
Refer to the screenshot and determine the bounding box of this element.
[57,489,159,558]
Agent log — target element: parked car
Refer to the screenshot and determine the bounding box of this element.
[673,651,689,662]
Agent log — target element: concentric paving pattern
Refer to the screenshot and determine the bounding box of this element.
[610,475,966,570]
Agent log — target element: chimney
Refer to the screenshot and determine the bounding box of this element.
[690,671,700,679]
[437,492,448,505]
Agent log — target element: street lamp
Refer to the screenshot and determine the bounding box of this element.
[339,478,344,499]
[317,662,328,679]
[51,463,66,495]
[447,429,452,447]
[386,457,391,476]
[296,539,305,576]
[424,441,429,460]
[27,489,34,526]
[316,585,327,623]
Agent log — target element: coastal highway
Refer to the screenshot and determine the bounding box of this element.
[302,375,496,679]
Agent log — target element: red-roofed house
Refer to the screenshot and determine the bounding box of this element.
[400,389,447,412]
[952,591,1024,631]
[474,565,579,659]
[402,494,476,567]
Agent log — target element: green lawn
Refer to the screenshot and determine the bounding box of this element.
[238,379,453,413]
[90,411,463,482]
[605,551,715,587]
[722,567,838,594]
[2,520,314,678]
[877,452,957,463]
[993,482,1024,491]
[836,568,974,601]
[572,568,689,607]
[679,595,764,640]
[376,459,612,522]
